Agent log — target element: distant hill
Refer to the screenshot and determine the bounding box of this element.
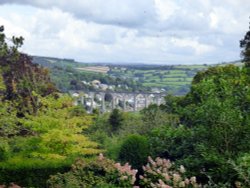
[31,55,243,95]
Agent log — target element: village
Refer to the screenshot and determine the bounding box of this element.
[70,79,165,113]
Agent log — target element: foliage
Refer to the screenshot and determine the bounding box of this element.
[0,101,19,137]
[153,65,250,185]
[0,68,5,92]
[118,112,144,135]
[103,135,123,160]
[108,108,124,133]
[0,26,102,187]
[19,94,101,160]
[0,139,10,161]
[0,94,101,187]
[231,153,250,188]
[240,20,250,67]
[0,26,57,116]
[163,94,183,114]
[140,104,179,135]
[47,154,137,188]
[118,134,149,169]
[139,156,200,188]
[148,125,194,162]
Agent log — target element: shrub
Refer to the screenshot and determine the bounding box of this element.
[118,134,149,169]
[139,156,201,188]
[47,154,137,188]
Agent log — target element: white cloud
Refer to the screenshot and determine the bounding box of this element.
[154,0,179,21]
[171,37,214,55]
[0,0,249,64]
[209,12,218,29]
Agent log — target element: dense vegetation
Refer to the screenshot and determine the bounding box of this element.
[0,22,250,188]
[0,26,101,187]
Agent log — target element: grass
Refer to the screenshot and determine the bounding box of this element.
[175,65,209,69]
[114,67,196,91]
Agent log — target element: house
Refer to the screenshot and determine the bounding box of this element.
[100,84,108,91]
[72,92,79,97]
[91,80,101,86]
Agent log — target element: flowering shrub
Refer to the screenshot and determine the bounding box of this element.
[139,156,201,188]
[47,154,137,188]
[114,162,137,186]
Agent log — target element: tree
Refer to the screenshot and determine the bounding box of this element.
[140,104,179,134]
[240,18,250,67]
[108,108,124,133]
[104,93,113,102]
[0,26,101,186]
[0,25,57,115]
[177,65,250,184]
[118,134,149,169]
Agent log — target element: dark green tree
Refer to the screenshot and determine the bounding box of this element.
[104,93,113,102]
[108,108,124,133]
[118,134,149,169]
[140,104,179,134]
[177,65,250,184]
[240,18,250,67]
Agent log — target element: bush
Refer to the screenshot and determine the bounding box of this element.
[139,156,201,188]
[118,134,149,169]
[47,154,137,188]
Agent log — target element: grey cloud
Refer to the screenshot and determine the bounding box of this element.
[91,28,118,44]
[2,0,249,36]
[0,0,158,28]
[1,0,249,64]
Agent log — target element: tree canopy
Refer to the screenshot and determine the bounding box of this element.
[240,19,250,67]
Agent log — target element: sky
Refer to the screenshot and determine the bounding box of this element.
[0,0,249,64]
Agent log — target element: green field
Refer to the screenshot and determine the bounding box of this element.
[107,65,205,94]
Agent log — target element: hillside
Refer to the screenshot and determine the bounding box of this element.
[32,56,242,95]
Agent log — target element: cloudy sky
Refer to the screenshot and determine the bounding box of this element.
[0,0,249,64]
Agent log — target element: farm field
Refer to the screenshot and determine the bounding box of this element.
[107,64,210,94]
[76,66,110,73]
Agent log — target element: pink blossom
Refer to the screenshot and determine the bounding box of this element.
[190,176,196,184]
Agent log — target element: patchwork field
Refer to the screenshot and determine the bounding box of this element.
[32,56,241,95]
[76,66,110,73]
